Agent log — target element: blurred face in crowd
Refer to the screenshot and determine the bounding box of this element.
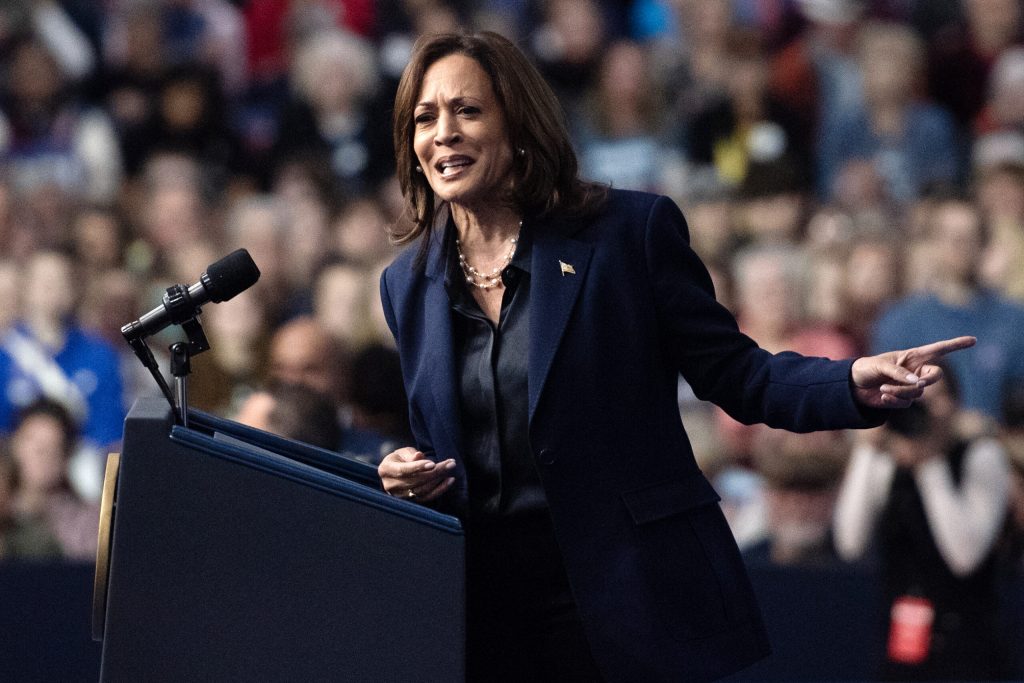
[931,201,984,284]
[977,166,1024,222]
[234,391,276,432]
[230,201,285,287]
[966,0,1021,52]
[735,250,800,332]
[161,79,207,131]
[547,0,604,64]
[807,256,846,325]
[413,54,515,213]
[23,252,75,322]
[727,55,768,118]
[73,209,122,272]
[11,413,68,494]
[268,318,340,399]
[314,263,367,346]
[333,198,392,266]
[9,41,62,106]
[860,29,921,107]
[599,42,648,106]
[686,200,734,263]
[80,269,141,344]
[845,241,899,310]
[144,186,204,251]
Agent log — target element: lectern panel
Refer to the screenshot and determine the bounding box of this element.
[98,399,464,682]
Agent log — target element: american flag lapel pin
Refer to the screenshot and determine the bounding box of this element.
[559,260,576,276]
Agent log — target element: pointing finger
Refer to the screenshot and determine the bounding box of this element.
[910,336,976,362]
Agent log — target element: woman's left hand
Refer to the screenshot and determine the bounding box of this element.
[850,336,976,409]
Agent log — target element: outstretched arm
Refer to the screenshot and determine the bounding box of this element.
[850,336,976,409]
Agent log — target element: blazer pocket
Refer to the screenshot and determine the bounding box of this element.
[622,475,755,643]
[621,475,721,524]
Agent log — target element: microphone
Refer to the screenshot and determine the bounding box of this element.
[121,249,260,342]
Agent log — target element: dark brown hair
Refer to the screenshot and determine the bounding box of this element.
[390,31,605,246]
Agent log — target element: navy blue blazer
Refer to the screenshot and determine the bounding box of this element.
[380,189,878,682]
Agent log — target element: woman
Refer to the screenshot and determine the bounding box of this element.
[377,31,973,683]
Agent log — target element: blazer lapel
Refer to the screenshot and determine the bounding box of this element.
[528,227,593,422]
[422,229,464,464]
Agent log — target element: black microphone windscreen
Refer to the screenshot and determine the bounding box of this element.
[203,249,261,302]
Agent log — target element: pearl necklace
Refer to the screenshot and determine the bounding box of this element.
[456,221,522,290]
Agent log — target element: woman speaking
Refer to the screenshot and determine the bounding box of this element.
[377,31,973,683]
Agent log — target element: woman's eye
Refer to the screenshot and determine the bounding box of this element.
[459,106,479,116]
[414,113,434,124]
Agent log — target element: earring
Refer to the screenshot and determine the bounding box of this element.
[415,165,423,173]
[516,148,525,157]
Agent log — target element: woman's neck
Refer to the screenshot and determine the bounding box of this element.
[450,203,520,252]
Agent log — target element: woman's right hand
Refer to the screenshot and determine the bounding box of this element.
[378,447,456,503]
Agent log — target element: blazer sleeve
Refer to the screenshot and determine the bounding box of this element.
[643,194,880,432]
[379,266,439,459]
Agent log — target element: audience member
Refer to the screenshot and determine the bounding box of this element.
[265,315,391,463]
[818,22,959,203]
[0,451,62,560]
[267,315,348,404]
[745,430,849,566]
[234,380,342,451]
[733,160,808,244]
[872,197,1024,428]
[833,371,1011,680]
[576,40,668,191]
[975,46,1024,135]
[348,342,410,448]
[842,236,902,352]
[0,250,125,448]
[927,0,1023,130]
[527,0,606,126]
[313,259,375,350]
[7,399,99,561]
[997,379,1024,678]
[770,0,865,140]
[133,63,250,194]
[717,244,857,461]
[1000,380,1024,574]
[272,28,390,194]
[222,193,291,322]
[189,289,268,416]
[332,196,397,267]
[975,160,1024,301]
[689,40,810,188]
[0,35,121,204]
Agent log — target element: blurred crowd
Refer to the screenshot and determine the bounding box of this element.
[0,0,1023,676]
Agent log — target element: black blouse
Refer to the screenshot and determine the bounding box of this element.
[444,221,547,520]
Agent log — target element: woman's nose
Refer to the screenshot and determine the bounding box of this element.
[434,111,462,146]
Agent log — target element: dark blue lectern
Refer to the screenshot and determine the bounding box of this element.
[93,398,464,682]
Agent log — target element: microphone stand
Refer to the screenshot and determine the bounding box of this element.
[123,282,213,426]
[169,317,210,428]
[127,336,176,414]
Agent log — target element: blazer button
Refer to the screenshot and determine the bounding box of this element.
[538,448,556,465]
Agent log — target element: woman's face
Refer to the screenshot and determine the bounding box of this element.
[413,54,514,213]
[11,414,67,494]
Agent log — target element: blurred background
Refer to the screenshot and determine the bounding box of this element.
[0,0,1022,680]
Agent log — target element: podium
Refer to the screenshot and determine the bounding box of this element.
[93,398,465,682]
